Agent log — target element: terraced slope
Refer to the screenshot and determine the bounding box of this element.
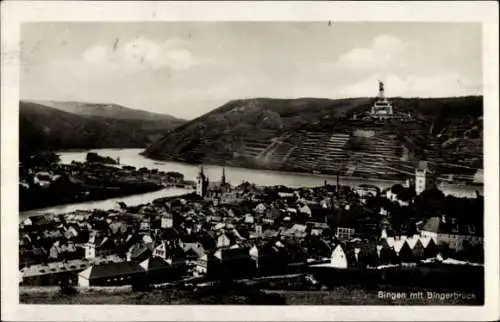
[143,96,483,181]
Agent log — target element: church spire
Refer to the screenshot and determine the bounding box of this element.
[221,166,226,186]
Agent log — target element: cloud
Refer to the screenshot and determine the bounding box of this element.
[81,45,108,63]
[336,72,481,98]
[326,35,408,72]
[81,37,197,72]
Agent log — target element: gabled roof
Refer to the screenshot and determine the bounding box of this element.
[299,205,312,216]
[420,236,436,248]
[139,257,171,271]
[129,242,154,259]
[422,217,442,233]
[266,207,281,219]
[79,262,145,280]
[214,247,250,261]
[183,242,205,258]
[406,236,423,250]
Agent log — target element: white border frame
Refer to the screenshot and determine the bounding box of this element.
[2,1,499,321]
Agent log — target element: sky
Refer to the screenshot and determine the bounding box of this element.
[21,22,482,120]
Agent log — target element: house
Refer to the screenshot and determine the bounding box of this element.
[216,233,233,248]
[336,227,355,241]
[109,221,127,235]
[249,224,263,239]
[139,257,185,284]
[330,244,348,268]
[243,213,255,225]
[347,245,367,269]
[420,216,483,251]
[21,260,88,286]
[139,218,151,231]
[254,203,267,215]
[161,214,174,229]
[279,239,308,266]
[354,184,379,198]
[249,241,289,276]
[48,240,62,260]
[357,242,395,267]
[127,241,155,262]
[214,246,253,278]
[182,242,205,262]
[298,204,312,217]
[22,217,33,227]
[264,206,281,224]
[392,237,413,263]
[307,222,330,237]
[19,254,123,286]
[19,246,47,268]
[63,225,80,240]
[406,236,425,261]
[28,215,51,228]
[34,171,53,188]
[194,253,219,277]
[78,262,146,287]
[84,234,118,259]
[420,236,439,259]
[282,224,308,239]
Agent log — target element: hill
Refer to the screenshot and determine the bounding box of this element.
[28,100,184,124]
[19,101,185,161]
[143,96,483,182]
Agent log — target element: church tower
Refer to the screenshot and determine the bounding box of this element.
[196,165,208,197]
[221,166,226,186]
[415,161,436,195]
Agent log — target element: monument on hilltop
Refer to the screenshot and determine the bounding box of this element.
[370,81,394,118]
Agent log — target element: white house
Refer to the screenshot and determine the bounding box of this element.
[299,204,312,216]
[153,241,167,259]
[161,216,173,229]
[254,203,267,214]
[330,244,348,268]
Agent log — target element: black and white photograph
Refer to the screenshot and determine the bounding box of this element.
[1,1,499,321]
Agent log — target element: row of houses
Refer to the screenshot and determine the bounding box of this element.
[19,164,483,288]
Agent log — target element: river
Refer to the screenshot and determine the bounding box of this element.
[20,187,193,220]
[20,148,482,219]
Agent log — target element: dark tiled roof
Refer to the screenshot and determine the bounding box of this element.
[130,243,154,259]
[422,217,441,233]
[80,261,145,280]
[139,257,171,271]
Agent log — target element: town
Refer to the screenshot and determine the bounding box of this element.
[18,82,485,305]
[19,155,484,303]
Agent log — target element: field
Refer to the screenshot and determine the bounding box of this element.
[20,284,483,305]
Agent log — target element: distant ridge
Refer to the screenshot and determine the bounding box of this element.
[25,100,185,123]
[19,100,186,160]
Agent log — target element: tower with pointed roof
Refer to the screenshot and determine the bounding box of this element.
[221,166,226,186]
[196,164,209,197]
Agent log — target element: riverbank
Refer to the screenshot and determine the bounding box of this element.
[55,149,482,198]
[20,182,164,212]
[141,151,483,188]
[20,187,194,220]
[19,152,189,212]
